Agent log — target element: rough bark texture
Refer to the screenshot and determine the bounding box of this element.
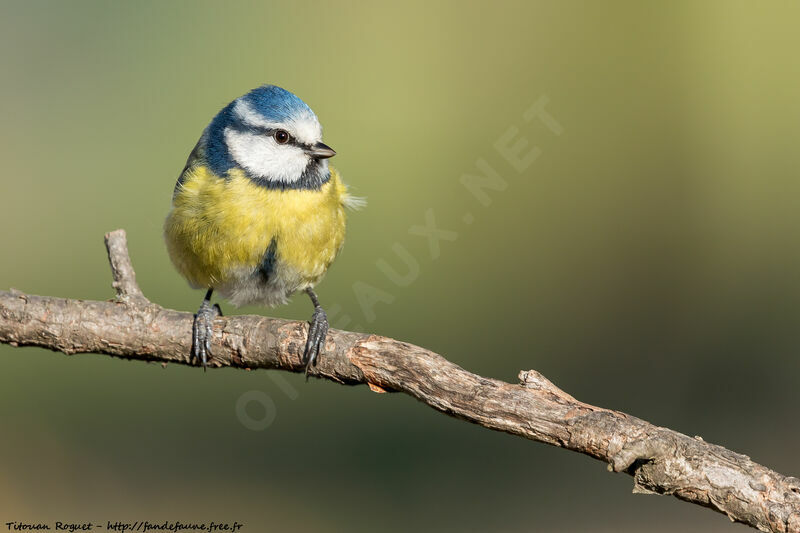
[1,230,799,532]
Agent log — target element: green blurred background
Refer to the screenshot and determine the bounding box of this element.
[1,1,799,531]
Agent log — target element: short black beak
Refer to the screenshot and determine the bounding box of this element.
[308,142,336,159]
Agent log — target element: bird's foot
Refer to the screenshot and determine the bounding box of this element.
[192,301,222,371]
[303,306,328,379]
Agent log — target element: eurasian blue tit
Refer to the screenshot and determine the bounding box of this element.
[164,85,362,376]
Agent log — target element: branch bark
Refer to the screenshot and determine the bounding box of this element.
[1,229,799,532]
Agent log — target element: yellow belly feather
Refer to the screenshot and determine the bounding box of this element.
[164,165,347,292]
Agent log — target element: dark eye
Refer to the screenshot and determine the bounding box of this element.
[274,129,290,144]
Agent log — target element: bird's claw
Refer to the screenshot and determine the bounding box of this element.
[192,302,222,371]
[303,306,328,379]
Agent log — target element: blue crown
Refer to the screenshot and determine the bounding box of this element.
[241,85,314,123]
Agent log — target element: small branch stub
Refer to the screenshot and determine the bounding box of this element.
[104,229,145,302]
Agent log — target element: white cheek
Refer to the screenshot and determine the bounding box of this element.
[224,128,309,183]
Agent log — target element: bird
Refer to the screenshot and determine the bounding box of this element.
[164,84,363,377]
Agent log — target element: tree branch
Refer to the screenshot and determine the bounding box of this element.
[1,229,799,532]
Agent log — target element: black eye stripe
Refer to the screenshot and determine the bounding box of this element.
[229,123,311,151]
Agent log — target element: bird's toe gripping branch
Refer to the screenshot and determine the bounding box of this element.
[193,300,222,370]
[303,305,329,378]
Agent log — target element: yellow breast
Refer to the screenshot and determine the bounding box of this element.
[164,165,347,290]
